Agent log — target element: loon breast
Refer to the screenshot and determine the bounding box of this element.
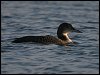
[12,35,67,45]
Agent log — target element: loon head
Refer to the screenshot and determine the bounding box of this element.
[57,23,81,42]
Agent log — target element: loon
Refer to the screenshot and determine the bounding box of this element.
[12,23,81,46]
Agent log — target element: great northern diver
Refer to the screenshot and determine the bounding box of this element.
[12,23,81,45]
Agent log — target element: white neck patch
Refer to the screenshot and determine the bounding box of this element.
[63,33,72,43]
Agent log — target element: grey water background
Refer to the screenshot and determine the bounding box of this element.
[1,1,99,74]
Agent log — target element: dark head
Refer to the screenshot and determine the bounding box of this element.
[57,23,81,40]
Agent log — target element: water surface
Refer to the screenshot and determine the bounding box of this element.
[1,1,99,74]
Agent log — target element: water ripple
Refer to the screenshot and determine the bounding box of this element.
[1,1,99,74]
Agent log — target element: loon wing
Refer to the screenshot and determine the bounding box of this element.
[12,35,59,44]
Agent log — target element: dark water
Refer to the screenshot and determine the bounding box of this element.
[1,1,99,74]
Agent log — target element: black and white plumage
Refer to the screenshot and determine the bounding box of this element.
[12,23,81,45]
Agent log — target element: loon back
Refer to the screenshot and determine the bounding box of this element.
[12,35,67,45]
